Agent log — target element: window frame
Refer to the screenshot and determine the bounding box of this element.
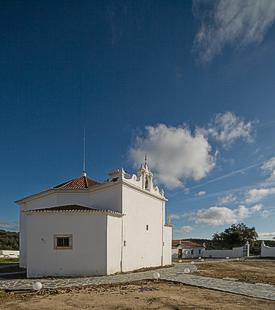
[54,234,73,250]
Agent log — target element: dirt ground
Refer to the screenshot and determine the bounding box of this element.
[198,259,275,285]
[0,280,274,310]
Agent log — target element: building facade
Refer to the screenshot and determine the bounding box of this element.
[172,240,205,259]
[16,161,172,278]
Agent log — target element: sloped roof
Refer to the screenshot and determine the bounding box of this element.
[24,205,123,217]
[54,175,100,189]
[172,240,204,249]
[32,205,96,211]
[15,175,101,204]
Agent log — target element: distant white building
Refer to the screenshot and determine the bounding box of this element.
[261,241,275,257]
[16,160,172,278]
[172,240,205,259]
[0,250,19,258]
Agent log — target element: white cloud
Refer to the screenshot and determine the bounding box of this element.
[262,157,275,172]
[196,191,206,196]
[245,187,275,204]
[180,225,193,234]
[129,124,215,188]
[175,225,193,235]
[261,157,275,181]
[129,113,254,188]
[217,193,236,206]
[193,204,262,226]
[169,214,181,220]
[258,232,275,240]
[193,0,275,63]
[250,203,263,212]
[202,112,254,148]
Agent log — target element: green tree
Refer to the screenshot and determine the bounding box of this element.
[212,223,258,249]
[0,230,19,250]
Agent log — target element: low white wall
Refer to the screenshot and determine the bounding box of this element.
[0,250,19,258]
[203,244,249,258]
[261,242,275,257]
[163,226,172,265]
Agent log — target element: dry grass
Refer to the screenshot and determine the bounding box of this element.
[0,280,274,310]
[198,259,275,285]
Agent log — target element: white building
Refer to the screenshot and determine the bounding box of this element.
[172,240,205,259]
[16,160,172,278]
[0,250,20,258]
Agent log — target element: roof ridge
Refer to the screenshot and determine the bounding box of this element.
[53,175,100,190]
[53,178,75,189]
[84,175,88,188]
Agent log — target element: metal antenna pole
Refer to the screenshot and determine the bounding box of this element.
[83,128,86,176]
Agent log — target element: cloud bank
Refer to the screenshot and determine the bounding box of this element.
[192,204,262,226]
[258,231,275,240]
[245,187,275,204]
[129,112,255,188]
[193,0,275,63]
[0,222,19,231]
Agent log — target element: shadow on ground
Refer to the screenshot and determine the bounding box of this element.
[0,263,26,279]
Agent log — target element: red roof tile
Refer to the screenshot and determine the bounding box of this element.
[54,175,100,190]
[172,240,203,249]
[34,205,96,211]
[24,205,123,217]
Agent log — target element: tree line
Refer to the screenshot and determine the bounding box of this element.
[0,230,19,250]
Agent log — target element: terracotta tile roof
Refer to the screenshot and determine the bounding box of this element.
[54,175,100,190]
[33,205,96,211]
[24,205,123,217]
[15,175,101,204]
[172,240,204,249]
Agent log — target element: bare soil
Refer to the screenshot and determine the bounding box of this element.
[0,280,274,310]
[198,260,275,285]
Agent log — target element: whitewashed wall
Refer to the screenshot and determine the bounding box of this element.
[163,226,172,265]
[21,183,122,212]
[107,216,122,274]
[26,213,112,278]
[172,246,205,259]
[121,183,164,271]
[19,168,172,276]
[203,244,249,258]
[18,183,122,268]
[261,242,275,257]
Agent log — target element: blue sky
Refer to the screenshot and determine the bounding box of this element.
[1,0,275,239]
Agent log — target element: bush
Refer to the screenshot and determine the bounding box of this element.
[0,230,19,250]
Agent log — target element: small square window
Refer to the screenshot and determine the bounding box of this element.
[54,235,72,249]
[146,225,149,231]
